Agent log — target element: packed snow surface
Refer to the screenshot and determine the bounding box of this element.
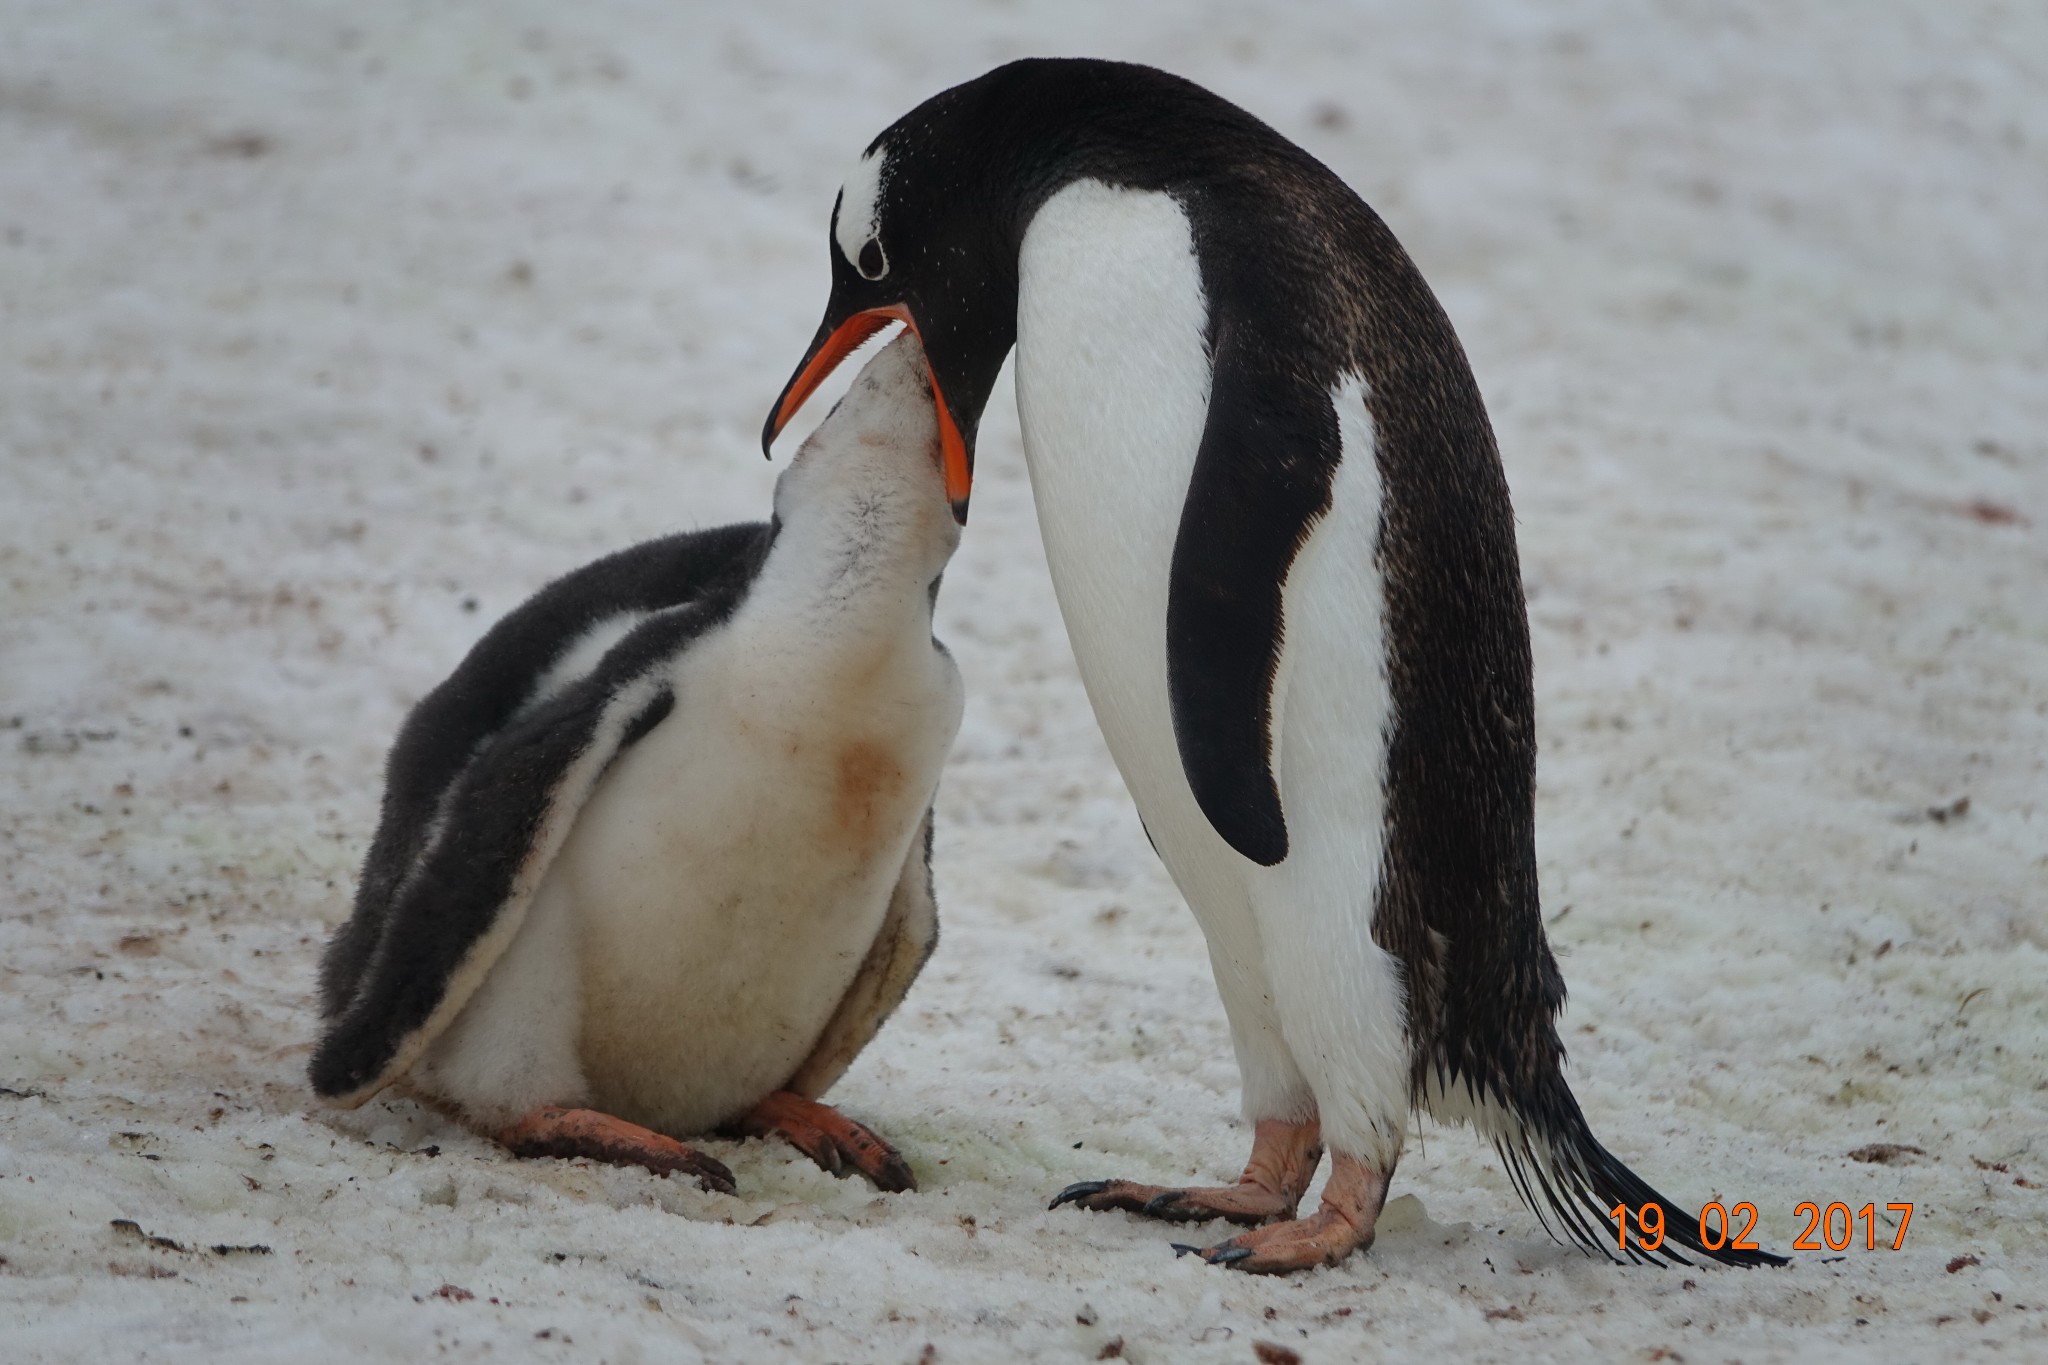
[3,2,2044,1361]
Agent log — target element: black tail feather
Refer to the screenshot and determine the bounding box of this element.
[1483,1077,1788,1269]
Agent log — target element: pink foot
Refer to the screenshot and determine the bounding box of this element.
[1179,1152,1392,1273]
[728,1090,916,1192]
[1050,1118,1324,1226]
[498,1106,735,1194]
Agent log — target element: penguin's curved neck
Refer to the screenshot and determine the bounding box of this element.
[770,459,946,612]
[748,392,955,655]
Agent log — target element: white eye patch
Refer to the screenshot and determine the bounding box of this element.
[835,146,890,281]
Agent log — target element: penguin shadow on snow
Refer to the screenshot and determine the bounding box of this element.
[307,333,964,1202]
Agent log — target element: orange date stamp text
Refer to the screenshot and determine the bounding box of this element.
[1605,1201,1913,1254]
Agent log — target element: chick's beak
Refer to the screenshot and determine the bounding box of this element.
[763,304,974,524]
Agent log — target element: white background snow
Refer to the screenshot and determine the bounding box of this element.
[2,2,2044,1361]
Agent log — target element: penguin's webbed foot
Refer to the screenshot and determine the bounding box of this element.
[1049,1117,1324,1226]
[1049,1178,1298,1225]
[1184,1152,1390,1274]
[499,1106,737,1195]
[727,1089,916,1193]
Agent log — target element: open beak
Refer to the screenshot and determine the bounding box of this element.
[763,304,974,524]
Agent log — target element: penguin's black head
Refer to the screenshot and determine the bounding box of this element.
[764,59,1247,522]
[762,79,1031,526]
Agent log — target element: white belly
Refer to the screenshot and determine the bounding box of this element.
[1017,183,1408,1158]
[1016,180,1251,930]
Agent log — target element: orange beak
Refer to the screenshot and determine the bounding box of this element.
[765,304,974,524]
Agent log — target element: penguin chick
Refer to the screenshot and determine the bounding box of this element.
[311,333,962,1195]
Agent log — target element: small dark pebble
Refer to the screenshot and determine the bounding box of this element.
[110,1219,188,1253]
[1927,795,1971,823]
[206,132,273,158]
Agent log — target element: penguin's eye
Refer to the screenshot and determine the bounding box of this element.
[857,238,888,281]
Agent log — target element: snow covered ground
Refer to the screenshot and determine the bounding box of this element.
[3,2,2044,1360]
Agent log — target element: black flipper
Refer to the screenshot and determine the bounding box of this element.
[317,523,772,1019]
[311,608,727,1103]
[1164,321,1340,868]
[311,525,774,1104]
[311,673,653,1101]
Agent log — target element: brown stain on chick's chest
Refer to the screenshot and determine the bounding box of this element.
[833,740,907,845]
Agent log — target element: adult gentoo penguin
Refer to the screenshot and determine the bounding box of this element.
[765,60,1784,1272]
[311,335,962,1195]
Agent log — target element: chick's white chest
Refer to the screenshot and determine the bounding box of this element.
[557,609,960,1134]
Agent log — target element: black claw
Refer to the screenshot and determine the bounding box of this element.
[1204,1246,1255,1266]
[1170,1243,1205,1258]
[870,1154,917,1195]
[1049,1180,1110,1210]
[1141,1189,1189,1217]
[688,1161,738,1196]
